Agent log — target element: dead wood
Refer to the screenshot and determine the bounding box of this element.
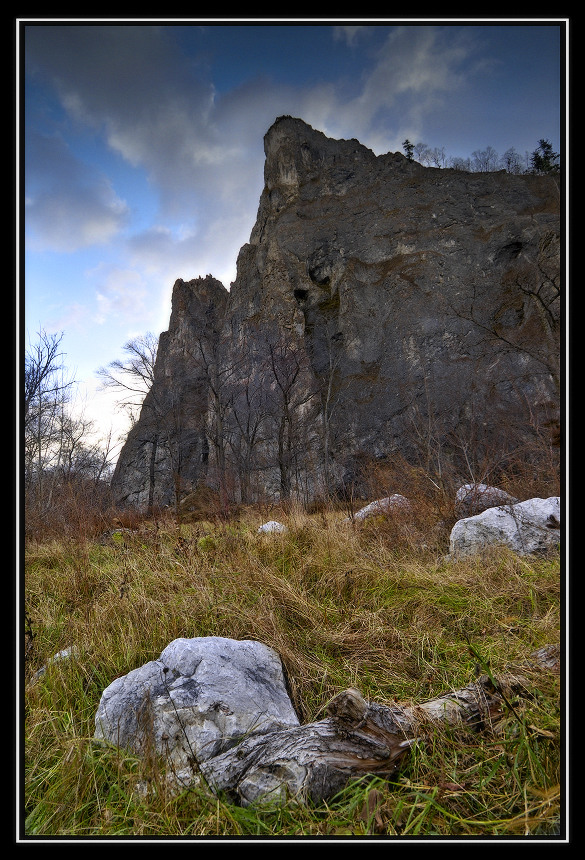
[197,670,538,806]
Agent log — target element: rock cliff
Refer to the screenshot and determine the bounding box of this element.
[111,116,560,509]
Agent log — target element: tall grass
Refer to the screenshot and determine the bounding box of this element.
[23,496,562,838]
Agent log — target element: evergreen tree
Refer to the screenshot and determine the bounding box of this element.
[402,139,414,161]
[530,139,560,174]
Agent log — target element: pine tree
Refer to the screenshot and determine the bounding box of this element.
[530,139,560,174]
[402,139,414,161]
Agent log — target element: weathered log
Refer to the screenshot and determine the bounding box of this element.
[196,673,532,806]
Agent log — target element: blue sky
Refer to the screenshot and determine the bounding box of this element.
[19,19,566,452]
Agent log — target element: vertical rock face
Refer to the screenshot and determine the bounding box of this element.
[111,116,560,508]
[110,275,228,508]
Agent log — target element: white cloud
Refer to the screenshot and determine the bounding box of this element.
[26,26,230,217]
[25,25,477,234]
[332,25,375,47]
[322,26,473,154]
[43,302,90,333]
[93,266,148,324]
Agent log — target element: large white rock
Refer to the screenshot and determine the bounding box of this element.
[449,496,560,558]
[94,637,300,783]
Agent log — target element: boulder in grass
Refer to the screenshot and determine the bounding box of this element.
[454,483,519,519]
[449,496,560,558]
[344,495,411,523]
[94,637,300,787]
[258,520,287,534]
[94,636,545,807]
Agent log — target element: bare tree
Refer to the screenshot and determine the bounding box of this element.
[126,365,205,517]
[24,329,73,430]
[500,147,524,174]
[309,323,360,500]
[446,249,560,395]
[449,156,471,172]
[96,332,158,425]
[181,329,240,515]
[429,146,447,168]
[470,146,500,173]
[223,355,272,504]
[413,142,432,166]
[24,329,75,499]
[261,330,319,501]
[23,329,118,534]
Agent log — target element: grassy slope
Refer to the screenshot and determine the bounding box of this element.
[23,505,562,838]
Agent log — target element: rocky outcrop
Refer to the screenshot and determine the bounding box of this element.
[111,116,560,508]
[110,276,228,509]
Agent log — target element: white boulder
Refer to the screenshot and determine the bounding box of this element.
[344,495,411,523]
[94,637,300,785]
[257,520,287,534]
[449,496,560,558]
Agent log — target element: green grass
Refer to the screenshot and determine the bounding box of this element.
[23,505,562,838]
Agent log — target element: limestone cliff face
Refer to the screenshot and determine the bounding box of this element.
[110,276,228,508]
[111,116,560,508]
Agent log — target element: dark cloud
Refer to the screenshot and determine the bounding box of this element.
[25,131,129,251]
[24,23,561,311]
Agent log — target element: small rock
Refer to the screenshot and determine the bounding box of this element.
[30,646,78,682]
[343,495,411,523]
[258,521,287,534]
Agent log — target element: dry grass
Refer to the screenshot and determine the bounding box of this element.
[22,498,563,839]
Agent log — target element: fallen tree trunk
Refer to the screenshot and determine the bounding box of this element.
[197,672,533,806]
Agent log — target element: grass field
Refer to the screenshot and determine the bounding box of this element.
[22,497,563,839]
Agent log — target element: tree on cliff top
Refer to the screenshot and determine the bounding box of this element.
[402,139,414,161]
[530,139,560,175]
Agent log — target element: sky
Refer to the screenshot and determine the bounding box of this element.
[18,18,567,458]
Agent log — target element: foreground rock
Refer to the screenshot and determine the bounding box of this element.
[449,496,560,558]
[94,637,300,786]
[200,677,532,806]
[93,636,547,807]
